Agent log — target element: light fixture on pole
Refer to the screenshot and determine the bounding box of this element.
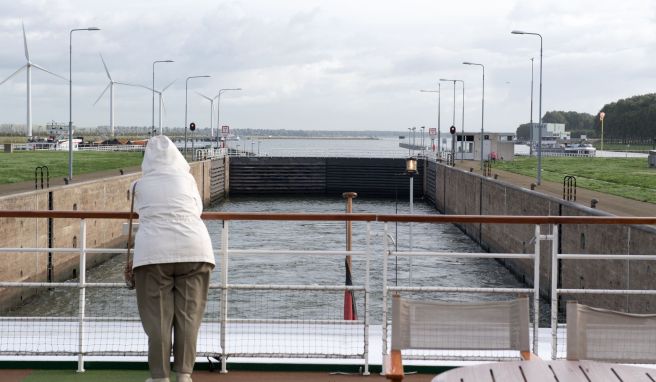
[512,30,543,185]
[420,87,441,155]
[405,156,417,284]
[463,62,485,171]
[599,112,606,151]
[196,91,215,142]
[440,79,464,161]
[152,60,173,136]
[184,75,211,158]
[214,88,242,149]
[68,26,100,182]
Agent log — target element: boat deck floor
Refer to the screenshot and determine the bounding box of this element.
[2,369,435,381]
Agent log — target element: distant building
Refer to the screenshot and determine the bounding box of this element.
[445,132,516,161]
[530,122,570,147]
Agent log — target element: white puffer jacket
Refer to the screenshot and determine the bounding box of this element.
[132,135,215,268]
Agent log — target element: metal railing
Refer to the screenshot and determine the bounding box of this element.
[0,211,656,373]
[381,223,542,366]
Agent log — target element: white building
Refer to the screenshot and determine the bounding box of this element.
[443,132,516,161]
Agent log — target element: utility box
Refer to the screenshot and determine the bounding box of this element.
[649,150,656,167]
[4,144,12,153]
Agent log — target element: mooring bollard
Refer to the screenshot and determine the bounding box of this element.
[494,174,498,179]
[530,183,536,190]
[590,198,599,208]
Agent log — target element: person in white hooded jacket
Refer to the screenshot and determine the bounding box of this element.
[132,135,215,382]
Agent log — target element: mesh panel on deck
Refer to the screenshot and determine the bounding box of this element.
[567,302,656,363]
[392,296,529,353]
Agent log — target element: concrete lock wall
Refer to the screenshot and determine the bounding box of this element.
[429,161,656,312]
[0,160,217,311]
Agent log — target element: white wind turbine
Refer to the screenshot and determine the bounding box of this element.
[93,54,151,137]
[0,22,67,137]
[196,91,215,138]
[153,80,176,135]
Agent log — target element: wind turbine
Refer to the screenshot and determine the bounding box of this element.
[0,22,67,137]
[196,91,215,138]
[93,54,151,137]
[154,80,175,135]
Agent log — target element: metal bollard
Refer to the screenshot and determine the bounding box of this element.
[590,198,599,208]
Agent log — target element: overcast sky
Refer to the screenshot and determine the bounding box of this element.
[1,0,655,133]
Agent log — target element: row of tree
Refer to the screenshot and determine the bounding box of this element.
[516,93,656,141]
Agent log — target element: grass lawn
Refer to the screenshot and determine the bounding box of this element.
[0,151,143,184]
[494,157,656,203]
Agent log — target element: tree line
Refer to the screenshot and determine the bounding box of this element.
[516,93,656,142]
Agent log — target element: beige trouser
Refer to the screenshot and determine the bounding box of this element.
[135,262,213,379]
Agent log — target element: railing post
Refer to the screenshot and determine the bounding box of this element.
[77,219,87,372]
[220,221,229,373]
[533,224,540,354]
[381,223,389,375]
[550,224,559,360]
[362,222,371,376]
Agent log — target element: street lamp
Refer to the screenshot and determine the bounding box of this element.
[420,87,441,155]
[526,58,535,156]
[214,88,242,148]
[184,75,211,158]
[152,60,173,136]
[440,79,464,161]
[512,30,543,185]
[463,62,485,171]
[405,156,417,284]
[68,27,100,182]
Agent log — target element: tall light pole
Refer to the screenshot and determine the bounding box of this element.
[513,30,543,185]
[214,88,242,148]
[184,75,211,158]
[463,62,485,170]
[68,27,100,182]
[152,60,173,136]
[440,79,464,160]
[420,87,440,155]
[529,57,534,156]
[196,92,215,141]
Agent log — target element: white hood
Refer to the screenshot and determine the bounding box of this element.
[141,135,189,174]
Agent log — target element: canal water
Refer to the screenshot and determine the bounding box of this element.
[8,195,550,325]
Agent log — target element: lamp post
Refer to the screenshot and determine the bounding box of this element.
[152,60,173,136]
[463,62,485,171]
[440,79,464,161]
[599,112,606,151]
[405,157,417,284]
[184,75,211,158]
[68,27,100,182]
[420,86,441,155]
[214,88,242,149]
[420,126,425,156]
[512,30,543,185]
[530,57,534,156]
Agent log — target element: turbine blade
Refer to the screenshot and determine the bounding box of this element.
[31,63,68,81]
[93,83,111,106]
[161,79,176,92]
[115,82,153,91]
[99,54,112,81]
[0,65,28,85]
[195,91,212,101]
[22,21,30,62]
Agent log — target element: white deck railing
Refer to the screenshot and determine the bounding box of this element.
[0,212,655,373]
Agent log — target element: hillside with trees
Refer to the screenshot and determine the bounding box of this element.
[515,93,656,143]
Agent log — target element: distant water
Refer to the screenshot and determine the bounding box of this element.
[8,195,550,325]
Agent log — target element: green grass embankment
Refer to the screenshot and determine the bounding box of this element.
[494,157,656,203]
[0,151,143,184]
